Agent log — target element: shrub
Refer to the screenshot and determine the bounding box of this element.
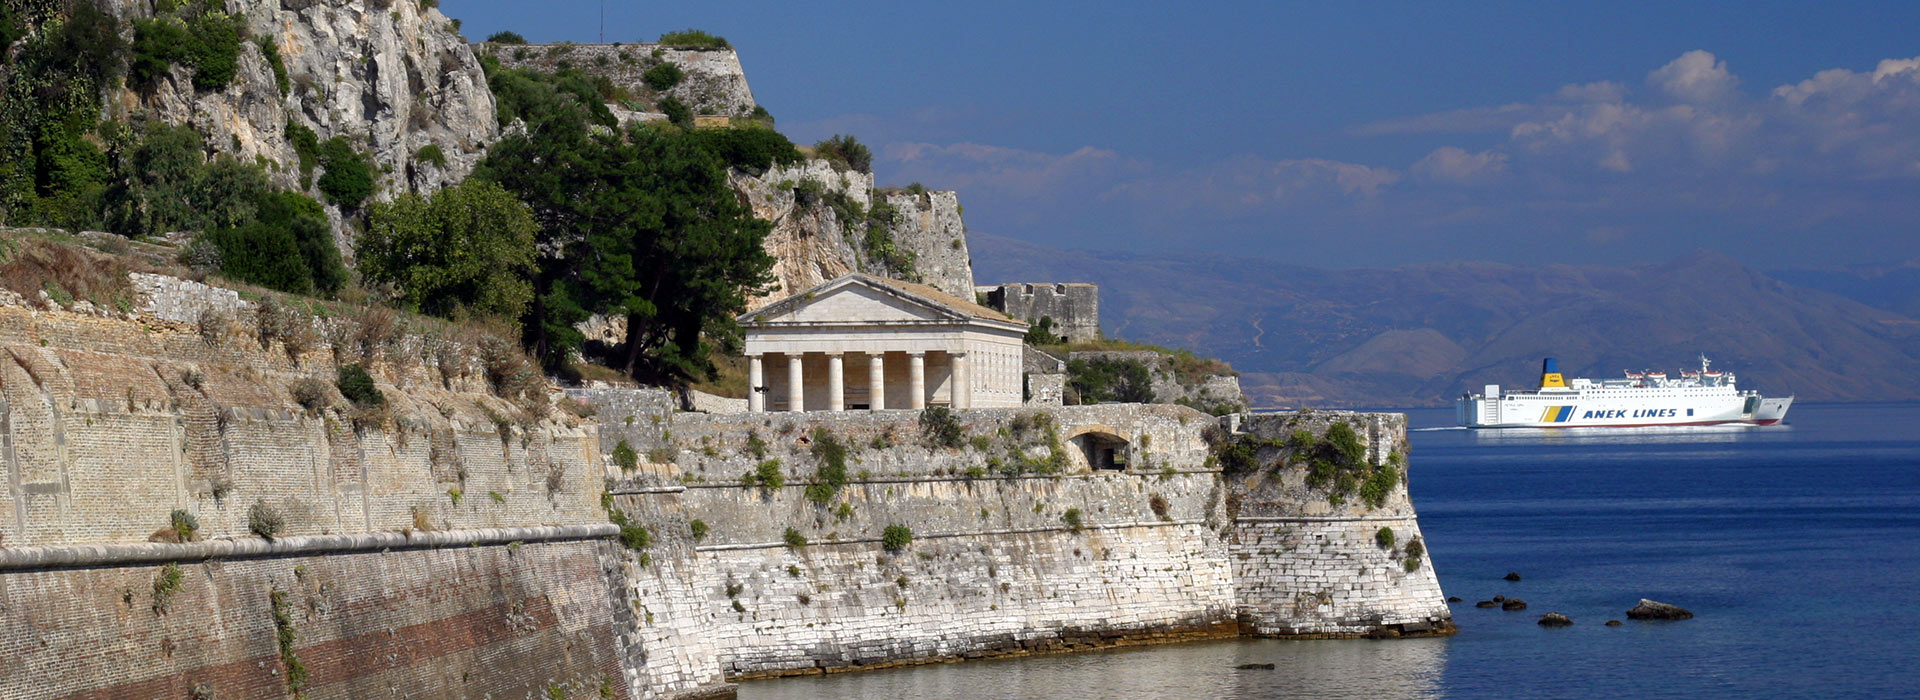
[612,440,638,471]
[1375,526,1395,549]
[783,527,807,549]
[205,191,346,296]
[1061,508,1085,532]
[919,406,964,448]
[690,126,803,174]
[689,519,709,540]
[812,134,872,172]
[335,364,385,408]
[803,428,850,505]
[658,96,692,128]
[1148,494,1170,521]
[1024,316,1062,346]
[1066,356,1155,404]
[259,38,289,95]
[152,562,185,614]
[657,29,730,50]
[317,137,375,206]
[882,524,913,552]
[487,31,527,44]
[413,143,447,168]
[170,509,199,542]
[289,377,331,411]
[743,459,783,489]
[285,118,320,180]
[745,430,768,459]
[250,501,285,540]
[642,62,684,91]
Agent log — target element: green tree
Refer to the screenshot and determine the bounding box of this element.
[203,191,343,296]
[813,134,871,172]
[316,137,374,206]
[361,179,537,322]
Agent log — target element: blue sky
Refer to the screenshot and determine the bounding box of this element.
[448,1,1920,269]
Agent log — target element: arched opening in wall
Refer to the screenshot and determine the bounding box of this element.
[1070,432,1130,471]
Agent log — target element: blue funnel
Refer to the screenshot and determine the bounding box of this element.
[1542,358,1559,374]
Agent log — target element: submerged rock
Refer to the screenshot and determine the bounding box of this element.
[1363,627,1402,640]
[1538,612,1573,627]
[1605,620,1624,627]
[1475,600,1498,608]
[1493,595,1506,602]
[1501,598,1528,611]
[1236,663,1277,670]
[1504,572,1523,581]
[1626,599,1694,620]
[1447,596,1463,603]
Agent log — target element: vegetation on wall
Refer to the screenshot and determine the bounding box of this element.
[657,29,729,50]
[1066,356,1155,404]
[1210,421,1401,509]
[361,178,537,324]
[813,134,872,173]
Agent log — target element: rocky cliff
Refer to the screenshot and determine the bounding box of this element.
[478,41,758,118]
[99,0,496,248]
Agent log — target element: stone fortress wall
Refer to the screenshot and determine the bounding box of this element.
[0,269,1449,700]
[478,41,759,118]
[979,282,1101,342]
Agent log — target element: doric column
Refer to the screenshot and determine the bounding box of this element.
[909,352,926,410]
[826,353,844,412]
[952,351,971,409]
[868,353,886,411]
[747,355,764,412]
[787,354,805,412]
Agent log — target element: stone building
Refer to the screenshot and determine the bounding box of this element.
[977,282,1100,343]
[740,274,1027,411]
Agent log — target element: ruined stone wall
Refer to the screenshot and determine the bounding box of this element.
[480,42,758,117]
[0,535,623,700]
[1069,350,1247,414]
[1226,411,1452,637]
[981,283,1100,342]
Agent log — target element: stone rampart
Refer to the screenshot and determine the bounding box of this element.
[980,283,1100,342]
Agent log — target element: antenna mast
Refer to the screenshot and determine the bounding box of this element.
[599,0,605,43]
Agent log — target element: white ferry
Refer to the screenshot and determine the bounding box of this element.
[1456,356,1792,429]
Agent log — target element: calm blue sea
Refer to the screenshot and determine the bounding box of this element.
[740,402,1920,699]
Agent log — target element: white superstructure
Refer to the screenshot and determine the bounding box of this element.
[1456,356,1792,429]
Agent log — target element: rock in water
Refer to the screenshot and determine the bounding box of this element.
[1501,598,1528,611]
[1505,572,1523,581]
[1493,595,1506,602]
[1605,620,1624,627]
[1475,600,1498,608]
[1626,599,1694,620]
[1447,596,1463,602]
[1236,663,1277,670]
[1538,612,1573,627]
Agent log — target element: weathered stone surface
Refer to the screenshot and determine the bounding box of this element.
[1627,599,1695,620]
[1538,612,1574,627]
[979,283,1100,342]
[1502,598,1529,611]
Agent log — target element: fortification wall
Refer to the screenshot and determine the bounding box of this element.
[981,283,1100,342]
[479,42,758,117]
[1069,350,1247,414]
[0,534,622,699]
[1226,411,1452,636]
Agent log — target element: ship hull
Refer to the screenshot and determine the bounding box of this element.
[1456,393,1793,429]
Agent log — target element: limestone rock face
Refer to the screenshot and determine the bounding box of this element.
[881,189,975,299]
[106,0,497,251]
[734,160,870,310]
[1626,599,1694,620]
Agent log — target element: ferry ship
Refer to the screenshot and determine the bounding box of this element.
[1456,356,1792,428]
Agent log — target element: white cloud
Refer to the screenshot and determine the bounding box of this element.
[1412,146,1508,183]
[1648,50,1740,104]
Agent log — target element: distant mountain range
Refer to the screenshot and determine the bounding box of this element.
[972,234,1920,408]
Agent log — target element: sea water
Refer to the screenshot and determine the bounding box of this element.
[738,402,1920,699]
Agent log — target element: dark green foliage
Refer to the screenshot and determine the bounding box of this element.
[813,134,872,172]
[413,143,446,168]
[919,406,964,448]
[1061,508,1085,532]
[612,440,638,471]
[642,62,684,91]
[335,364,384,408]
[481,54,616,129]
[1024,316,1061,345]
[258,38,289,95]
[659,96,692,128]
[742,459,783,489]
[745,430,768,459]
[316,137,374,206]
[486,31,527,44]
[689,519,709,540]
[130,2,243,92]
[360,178,536,322]
[1403,536,1425,572]
[285,118,319,182]
[477,115,775,380]
[688,125,802,175]
[1067,356,1155,404]
[1375,526,1395,549]
[882,524,913,552]
[153,562,185,614]
[782,527,807,548]
[0,1,127,227]
[657,29,730,50]
[803,428,849,505]
[747,104,775,126]
[270,588,309,693]
[204,190,345,296]
[861,198,914,277]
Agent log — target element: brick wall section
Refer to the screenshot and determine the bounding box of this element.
[0,540,625,700]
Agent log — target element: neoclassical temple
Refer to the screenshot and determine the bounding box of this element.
[739,274,1028,411]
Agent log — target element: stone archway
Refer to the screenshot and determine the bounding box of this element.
[1066,427,1130,471]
